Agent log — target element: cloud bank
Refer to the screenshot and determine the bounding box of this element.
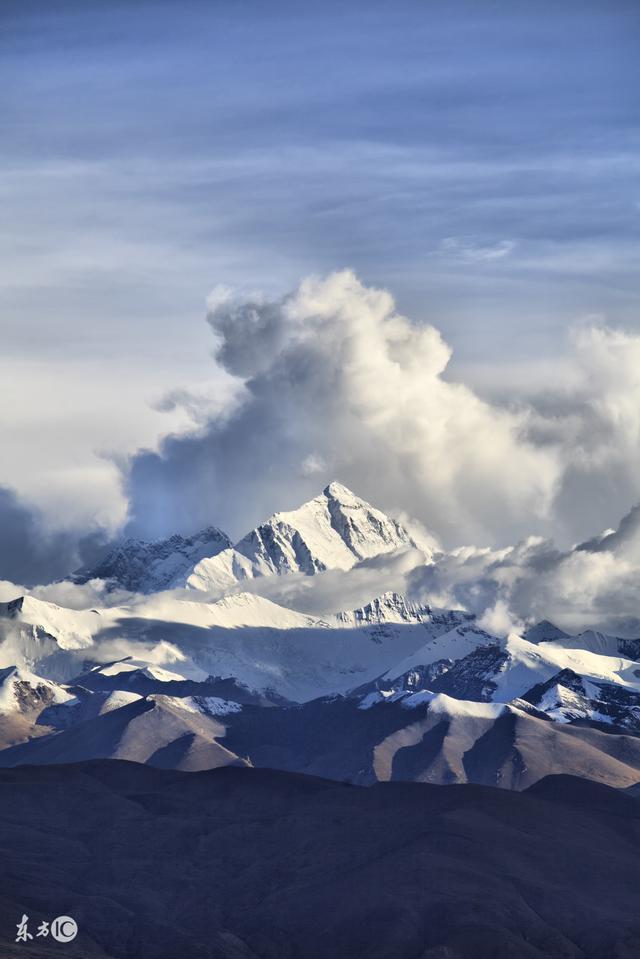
[404,499,640,637]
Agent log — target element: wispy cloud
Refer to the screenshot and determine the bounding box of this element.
[437,236,516,262]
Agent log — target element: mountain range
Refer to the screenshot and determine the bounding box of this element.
[72,525,231,592]
[1,482,640,793]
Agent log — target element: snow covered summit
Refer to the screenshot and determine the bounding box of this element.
[187,481,433,592]
[0,665,76,716]
[72,526,232,593]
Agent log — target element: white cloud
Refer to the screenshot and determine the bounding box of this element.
[476,599,524,637]
[121,269,640,635]
[124,271,640,553]
[125,270,562,545]
[406,503,640,636]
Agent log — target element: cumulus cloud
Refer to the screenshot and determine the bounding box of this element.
[537,325,640,539]
[124,270,563,545]
[476,599,525,637]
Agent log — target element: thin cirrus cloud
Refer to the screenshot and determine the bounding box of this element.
[436,237,516,262]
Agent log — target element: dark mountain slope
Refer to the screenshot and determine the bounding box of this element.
[0,761,639,959]
[0,696,247,771]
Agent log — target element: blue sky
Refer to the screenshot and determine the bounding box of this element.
[1,0,639,544]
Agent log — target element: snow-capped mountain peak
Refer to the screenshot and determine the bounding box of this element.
[0,594,99,651]
[187,482,433,591]
[72,525,232,593]
[335,592,434,627]
[323,480,359,503]
[0,665,76,715]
